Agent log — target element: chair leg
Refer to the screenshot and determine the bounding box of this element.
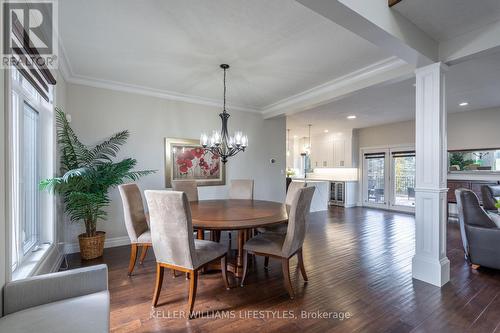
[221,255,230,290]
[128,244,138,276]
[297,248,308,282]
[139,245,149,265]
[240,250,249,287]
[282,258,295,299]
[187,269,198,319]
[152,264,164,307]
[264,256,270,270]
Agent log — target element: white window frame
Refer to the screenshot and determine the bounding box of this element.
[7,68,56,276]
[389,146,416,213]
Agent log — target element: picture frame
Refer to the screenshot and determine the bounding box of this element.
[164,137,226,188]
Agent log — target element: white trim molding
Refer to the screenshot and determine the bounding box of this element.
[262,57,413,118]
[66,74,260,113]
[57,40,414,117]
[63,236,131,254]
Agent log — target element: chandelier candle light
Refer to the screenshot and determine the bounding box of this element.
[200,64,248,164]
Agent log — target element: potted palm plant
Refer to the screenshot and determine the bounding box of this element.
[40,108,154,259]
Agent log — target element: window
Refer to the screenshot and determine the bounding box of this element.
[362,147,415,213]
[364,152,386,205]
[392,151,415,208]
[9,68,55,272]
[449,149,500,172]
[22,104,40,253]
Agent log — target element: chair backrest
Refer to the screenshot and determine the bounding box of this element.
[455,189,497,256]
[172,180,199,202]
[282,186,315,257]
[456,189,497,228]
[285,181,306,206]
[118,183,149,243]
[481,185,500,210]
[229,179,254,200]
[145,190,197,269]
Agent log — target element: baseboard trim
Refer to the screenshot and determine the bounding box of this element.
[50,251,65,273]
[64,236,131,254]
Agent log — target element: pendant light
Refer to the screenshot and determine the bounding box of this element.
[200,64,248,163]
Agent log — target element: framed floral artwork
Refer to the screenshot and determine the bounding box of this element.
[164,138,225,187]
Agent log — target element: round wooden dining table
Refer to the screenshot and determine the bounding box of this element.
[190,199,288,278]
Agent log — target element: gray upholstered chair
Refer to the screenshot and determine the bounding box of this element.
[455,189,500,270]
[172,180,199,202]
[118,183,152,276]
[241,186,315,299]
[0,265,109,332]
[285,181,306,206]
[145,190,229,317]
[481,185,500,211]
[225,179,254,242]
[257,181,306,241]
[228,179,254,200]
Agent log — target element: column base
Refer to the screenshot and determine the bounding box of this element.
[412,255,450,287]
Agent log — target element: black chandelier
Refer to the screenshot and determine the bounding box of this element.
[200,64,248,164]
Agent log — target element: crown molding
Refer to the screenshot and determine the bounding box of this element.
[57,39,410,116]
[65,74,260,113]
[57,39,259,113]
[57,36,74,83]
[261,57,411,117]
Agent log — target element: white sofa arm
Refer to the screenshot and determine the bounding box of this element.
[3,264,108,315]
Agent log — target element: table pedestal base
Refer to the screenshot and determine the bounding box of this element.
[198,229,253,279]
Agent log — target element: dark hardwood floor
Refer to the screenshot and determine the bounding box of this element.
[65,207,500,333]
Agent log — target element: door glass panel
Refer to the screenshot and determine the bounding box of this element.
[393,153,416,207]
[366,154,385,204]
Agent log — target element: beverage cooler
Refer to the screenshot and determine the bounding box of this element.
[329,181,345,206]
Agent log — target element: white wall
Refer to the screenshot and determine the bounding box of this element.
[448,108,500,151]
[356,107,500,150]
[357,120,415,148]
[64,83,286,246]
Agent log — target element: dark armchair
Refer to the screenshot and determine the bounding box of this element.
[481,185,500,211]
[455,189,500,270]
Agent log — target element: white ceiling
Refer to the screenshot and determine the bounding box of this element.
[287,50,500,137]
[59,0,390,110]
[393,0,500,41]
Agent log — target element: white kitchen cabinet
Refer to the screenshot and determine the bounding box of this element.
[333,138,346,167]
[308,132,353,169]
[310,135,334,168]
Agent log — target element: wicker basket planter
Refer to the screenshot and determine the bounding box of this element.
[78,231,106,260]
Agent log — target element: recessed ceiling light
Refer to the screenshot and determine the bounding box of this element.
[324,129,329,133]
[347,115,356,119]
[459,102,469,107]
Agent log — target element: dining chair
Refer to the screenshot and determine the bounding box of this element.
[241,186,315,299]
[172,179,205,243]
[228,179,254,200]
[172,180,199,202]
[226,179,255,242]
[144,190,230,318]
[118,183,152,276]
[257,181,306,239]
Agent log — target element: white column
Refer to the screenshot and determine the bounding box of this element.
[412,62,450,287]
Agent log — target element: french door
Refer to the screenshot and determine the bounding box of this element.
[362,147,415,212]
